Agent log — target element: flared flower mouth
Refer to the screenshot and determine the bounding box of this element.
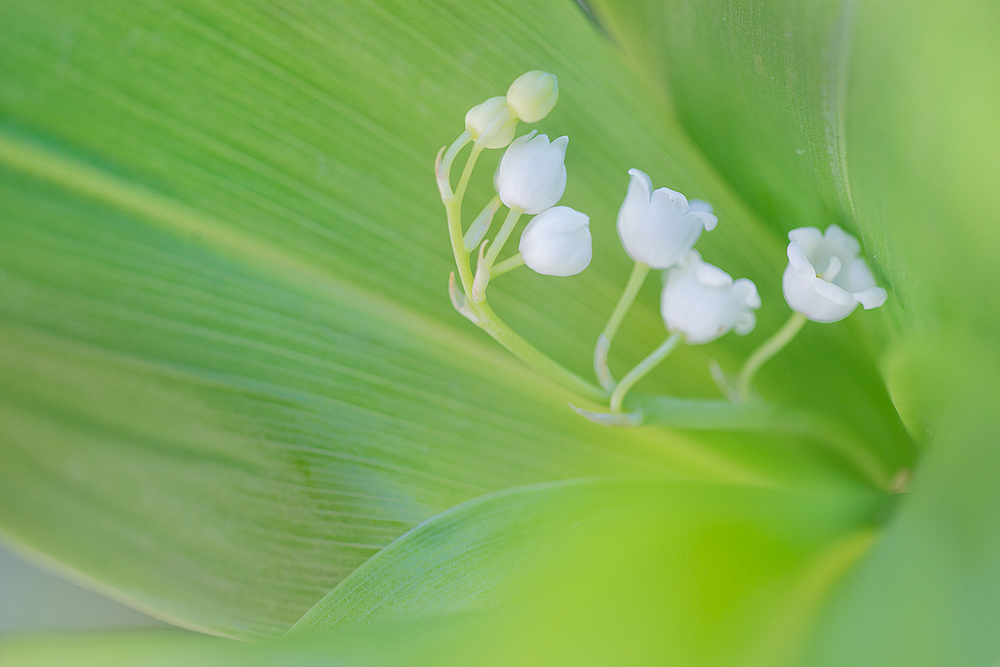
[660,251,761,345]
[616,169,718,269]
[784,225,887,322]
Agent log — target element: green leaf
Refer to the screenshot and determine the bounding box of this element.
[291,477,880,651]
[2,477,882,666]
[585,2,1000,662]
[0,0,911,638]
[834,0,1000,334]
[807,334,1000,666]
[585,0,854,237]
[586,0,1000,334]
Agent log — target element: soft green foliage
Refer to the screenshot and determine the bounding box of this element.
[4,478,881,666]
[291,478,879,636]
[809,336,1000,666]
[0,0,997,664]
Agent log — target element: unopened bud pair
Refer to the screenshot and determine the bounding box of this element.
[465,71,559,149]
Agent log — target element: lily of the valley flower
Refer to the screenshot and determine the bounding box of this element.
[465,96,515,149]
[507,70,559,123]
[661,251,760,345]
[782,225,887,323]
[617,168,718,269]
[519,206,592,276]
[496,131,568,214]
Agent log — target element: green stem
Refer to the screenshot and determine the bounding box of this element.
[630,395,891,489]
[595,261,650,391]
[491,253,524,278]
[474,300,608,403]
[610,332,682,412]
[440,131,471,195]
[445,197,474,297]
[454,141,483,205]
[483,206,523,269]
[437,132,605,403]
[442,140,486,297]
[737,311,808,400]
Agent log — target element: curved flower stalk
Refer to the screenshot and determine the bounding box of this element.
[437,72,606,403]
[608,252,760,412]
[727,225,889,401]
[594,169,719,391]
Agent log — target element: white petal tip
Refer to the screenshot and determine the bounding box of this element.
[855,286,888,310]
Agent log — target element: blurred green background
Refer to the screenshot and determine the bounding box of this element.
[1,0,998,665]
[0,546,165,635]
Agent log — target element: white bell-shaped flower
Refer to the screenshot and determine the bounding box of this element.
[782,225,887,323]
[465,96,515,149]
[617,169,718,269]
[518,206,592,276]
[660,251,761,345]
[506,71,559,123]
[496,131,568,214]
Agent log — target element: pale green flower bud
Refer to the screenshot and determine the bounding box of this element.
[506,71,559,123]
[465,96,515,149]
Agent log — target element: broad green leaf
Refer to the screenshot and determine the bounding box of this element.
[2,477,882,666]
[584,0,854,240]
[584,1,1000,662]
[291,477,880,657]
[0,0,911,639]
[806,335,1000,666]
[586,0,1000,332]
[835,0,1000,333]
[799,15,1000,659]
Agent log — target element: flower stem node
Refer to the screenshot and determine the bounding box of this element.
[496,131,568,214]
[518,206,592,276]
[465,97,516,149]
[661,251,761,345]
[617,169,718,269]
[782,225,888,323]
[506,70,559,123]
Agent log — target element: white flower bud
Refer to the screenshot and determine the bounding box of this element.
[518,206,592,276]
[660,251,761,345]
[506,71,559,123]
[496,131,568,214]
[616,169,718,269]
[465,96,515,149]
[782,225,888,323]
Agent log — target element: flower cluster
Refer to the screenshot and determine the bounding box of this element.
[437,71,889,417]
[615,168,754,345]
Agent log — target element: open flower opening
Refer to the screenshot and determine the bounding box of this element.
[782,225,888,323]
[660,251,760,345]
[616,168,718,270]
